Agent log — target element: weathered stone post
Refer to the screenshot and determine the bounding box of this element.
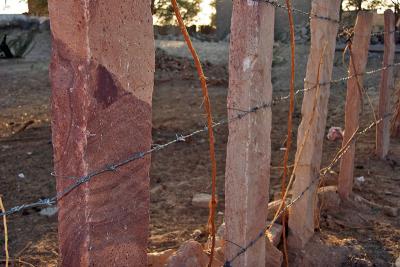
[393,93,400,138]
[48,1,154,266]
[288,0,341,249]
[338,12,373,200]
[225,1,274,266]
[376,10,395,159]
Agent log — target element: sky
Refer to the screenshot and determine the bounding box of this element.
[196,0,214,25]
[0,0,393,17]
[1,0,28,14]
[343,0,393,13]
[0,0,215,23]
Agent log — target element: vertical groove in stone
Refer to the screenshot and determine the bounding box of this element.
[288,0,341,249]
[338,12,373,201]
[225,1,274,266]
[48,0,154,266]
[376,10,395,159]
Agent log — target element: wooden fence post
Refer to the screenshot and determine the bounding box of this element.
[48,1,154,266]
[288,0,341,249]
[376,10,395,159]
[338,12,373,200]
[225,1,274,266]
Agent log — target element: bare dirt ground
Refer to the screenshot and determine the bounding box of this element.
[0,30,399,266]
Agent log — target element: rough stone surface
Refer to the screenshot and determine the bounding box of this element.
[48,0,154,266]
[376,10,395,159]
[266,222,283,247]
[148,249,175,267]
[395,256,400,267]
[192,193,212,208]
[288,0,341,249]
[212,247,225,267]
[265,240,283,267]
[225,1,274,266]
[338,12,373,200]
[317,186,341,211]
[289,235,349,267]
[392,101,400,138]
[165,240,208,267]
[383,206,399,217]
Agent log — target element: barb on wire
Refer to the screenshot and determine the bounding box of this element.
[370,29,400,37]
[276,62,400,101]
[1,61,399,217]
[259,0,339,24]
[260,0,400,41]
[224,114,391,267]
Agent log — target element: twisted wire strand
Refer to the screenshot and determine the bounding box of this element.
[223,113,391,267]
[1,61,398,217]
[260,0,400,39]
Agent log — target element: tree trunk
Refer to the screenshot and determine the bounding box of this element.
[151,0,155,14]
[357,1,362,11]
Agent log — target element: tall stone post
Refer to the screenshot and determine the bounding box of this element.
[48,1,154,266]
[393,93,400,138]
[338,12,373,200]
[225,1,274,266]
[376,10,395,159]
[288,0,341,249]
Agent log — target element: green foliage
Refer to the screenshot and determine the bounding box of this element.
[210,0,217,27]
[154,0,201,25]
[378,0,400,9]
[344,0,367,11]
[343,0,398,11]
[367,0,387,9]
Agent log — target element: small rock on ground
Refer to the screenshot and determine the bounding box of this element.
[166,240,208,267]
[148,249,175,267]
[266,222,283,247]
[192,193,212,208]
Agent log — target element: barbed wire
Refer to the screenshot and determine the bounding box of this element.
[259,0,400,40]
[223,113,391,267]
[276,62,400,102]
[222,4,399,264]
[0,60,399,217]
[2,0,397,218]
[260,0,340,24]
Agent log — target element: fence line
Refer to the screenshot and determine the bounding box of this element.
[2,0,399,218]
[224,4,398,266]
[0,61,398,217]
[261,0,400,39]
[0,4,398,267]
[261,0,339,23]
[223,113,391,267]
[275,62,400,102]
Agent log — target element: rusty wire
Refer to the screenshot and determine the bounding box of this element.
[260,0,400,40]
[170,1,218,266]
[0,61,399,218]
[223,113,392,267]
[281,0,296,265]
